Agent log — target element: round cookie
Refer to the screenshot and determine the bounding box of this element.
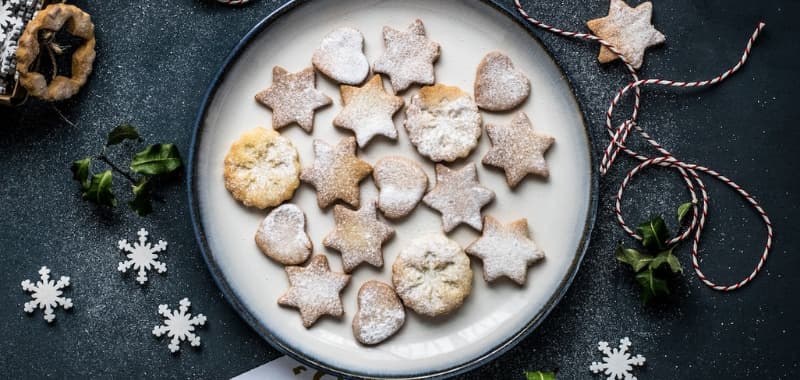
[352,281,405,345]
[255,204,312,265]
[474,51,531,111]
[312,27,369,85]
[373,156,428,219]
[223,127,300,209]
[392,234,472,317]
[404,84,482,162]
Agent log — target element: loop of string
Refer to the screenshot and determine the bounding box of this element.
[514,0,773,291]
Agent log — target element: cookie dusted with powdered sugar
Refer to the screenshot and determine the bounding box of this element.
[466,215,545,285]
[474,52,530,111]
[277,255,351,328]
[323,202,395,273]
[586,0,665,69]
[482,111,555,187]
[255,204,312,265]
[373,19,440,93]
[423,163,495,232]
[312,27,369,85]
[392,234,472,317]
[300,137,372,209]
[373,156,428,219]
[333,75,404,147]
[254,66,332,132]
[223,127,300,209]
[404,84,482,162]
[352,281,405,345]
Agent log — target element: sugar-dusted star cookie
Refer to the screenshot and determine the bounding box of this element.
[586,0,665,69]
[254,66,332,132]
[323,202,395,273]
[301,137,372,209]
[278,255,351,328]
[482,111,555,187]
[466,215,545,285]
[333,75,404,148]
[373,19,440,93]
[423,163,495,232]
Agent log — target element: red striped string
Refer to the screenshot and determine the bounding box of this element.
[514,0,773,291]
[216,0,250,5]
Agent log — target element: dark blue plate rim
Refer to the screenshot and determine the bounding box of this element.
[187,1,599,378]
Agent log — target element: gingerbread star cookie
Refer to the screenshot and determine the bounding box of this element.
[254,66,332,132]
[466,216,545,285]
[255,204,312,265]
[278,255,351,328]
[586,0,665,69]
[373,19,440,93]
[333,75,404,147]
[312,27,369,85]
[301,137,372,209]
[323,202,395,273]
[482,111,555,187]
[423,163,495,232]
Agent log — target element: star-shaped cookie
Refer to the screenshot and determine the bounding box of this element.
[466,216,545,285]
[586,0,665,69]
[323,202,395,273]
[333,75,404,147]
[373,19,440,93]
[423,163,495,232]
[254,66,332,132]
[301,137,373,209]
[277,255,351,328]
[482,111,555,187]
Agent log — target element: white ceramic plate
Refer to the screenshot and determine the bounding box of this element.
[189,0,597,378]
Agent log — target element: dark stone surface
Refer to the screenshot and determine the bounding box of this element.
[1,0,798,378]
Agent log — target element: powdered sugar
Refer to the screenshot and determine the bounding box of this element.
[333,75,404,147]
[312,26,369,85]
[466,216,545,285]
[404,86,482,162]
[423,163,495,232]
[323,202,394,273]
[278,255,351,328]
[373,19,440,92]
[254,66,332,132]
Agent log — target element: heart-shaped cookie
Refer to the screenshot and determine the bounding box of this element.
[312,27,369,85]
[352,281,405,345]
[373,156,428,219]
[255,204,312,265]
[474,52,530,111]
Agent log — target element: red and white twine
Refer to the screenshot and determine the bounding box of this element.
[514,0,773,291]
[216,0,250,5]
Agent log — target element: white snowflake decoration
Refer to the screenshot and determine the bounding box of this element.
[117,228,168,284]
[152,298,207,353]
[21,266,73,323]
[590,337,646,380]
[0,1,13,29]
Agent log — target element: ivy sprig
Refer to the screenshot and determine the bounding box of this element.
[525,371,556,380]
[615,202,693,304]
[70,124,183,216]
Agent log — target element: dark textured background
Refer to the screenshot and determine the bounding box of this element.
[1,0,798,378]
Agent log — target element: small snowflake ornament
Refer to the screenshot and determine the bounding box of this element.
[590,337,646,380]
[152,298,207,353]
[21,266,73,323]
[117,228,168,285]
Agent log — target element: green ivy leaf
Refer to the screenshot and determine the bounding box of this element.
[130,144,183,176]
[71,157,92,190]
[615,245,653,272]
[636,216,669,251]
[677,202,693,224]
[82,170,117,207]
[636,267,670,304]
[525,371,556,380]
[128,177,153,216]
[649,249,682,273]
[106,124,141,146]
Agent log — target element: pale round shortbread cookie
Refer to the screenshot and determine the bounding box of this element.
[223,127,300,209]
